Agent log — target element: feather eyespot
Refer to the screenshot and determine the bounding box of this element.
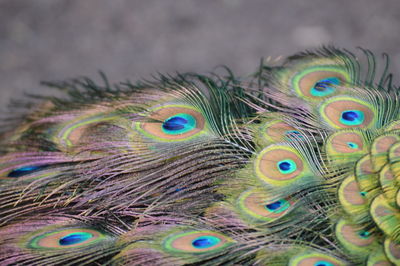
[261,120,298,143]
[338,175,366,210]
[255,145,308,185]
[384,237,400,264]
[7,165,50,178]
[29,228,105,249]
[54,108,117,149]
[292,66,348,100]
[325,131,367,163]
[237,189,293,222]
[138,105,206,141]
[335,219,375,254]
[163,231,232,253]
[289,251,346,266]
[319,96,375,129]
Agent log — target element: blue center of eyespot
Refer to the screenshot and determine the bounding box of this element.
[357,230,370,239]
[277,159,297,174]
[7,165,49,178]
[339,110,365,126]
[162,113,197,135]
[163,117,187,131]
[191,236,221,249]
[360,191,367,197]
[279,162,291,171]
[311,77,340,97]
[59,232,93,246]
[346,142,359,149]
[342,111,358,121]
[314,261,334,266]
[265,199,290,213]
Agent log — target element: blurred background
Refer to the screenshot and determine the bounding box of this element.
[1,0,400,106]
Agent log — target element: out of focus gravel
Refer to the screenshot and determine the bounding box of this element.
[1,0,400,107]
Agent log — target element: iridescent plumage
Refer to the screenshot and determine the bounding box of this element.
[1,47,400,265]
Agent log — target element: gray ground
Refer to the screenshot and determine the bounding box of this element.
[1,0,400,107]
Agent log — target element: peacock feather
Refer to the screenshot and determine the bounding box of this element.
[1,47,400,265]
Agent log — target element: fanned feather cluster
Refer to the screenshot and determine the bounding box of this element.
[1,47,400,265]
